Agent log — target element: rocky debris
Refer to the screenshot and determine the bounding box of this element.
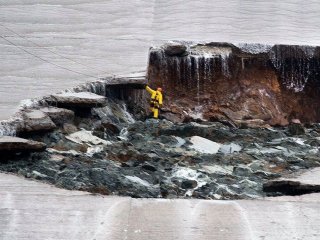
[0,136,46,153]
[47,92,107,108]
[1,90,320,200]
[18,110,56,134]
[163,42,187,56]
[40,107,74,126]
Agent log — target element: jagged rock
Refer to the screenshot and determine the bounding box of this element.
[47,92,107,108]
[181,179,198,189]
[101,122,121,134]
[142,164,157,172]
[30,170,49,180]
[40,107,74,126]
[18,110,56,133]
[163,42,187,56]
[233,165,253,176]
[159,122,234,142]
[0,136,46,152]
[288,122,305,135]
[93,122,121,139]
[268,116,289,127]
[199,165,233,176]
[62,123,78,134]
[219,143,242,154]
[66,130,111,145]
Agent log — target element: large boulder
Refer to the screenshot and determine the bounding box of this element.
[0,136,46,152]
[40,107,74,126]
[47,92,107,108]
[18,110,56,133]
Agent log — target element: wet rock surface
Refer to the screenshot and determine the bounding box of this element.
[1,93,320,199]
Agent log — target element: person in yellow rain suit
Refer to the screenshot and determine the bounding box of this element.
[145,85,163,119]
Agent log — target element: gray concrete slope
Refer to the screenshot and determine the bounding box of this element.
[1,173,319,240]
[1,0,320,119]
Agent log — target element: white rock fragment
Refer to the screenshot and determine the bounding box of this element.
[219,143,242,154]
[200,165,233,175]
[47,148,80,156]
[125,176,151,187]
[86,146,104,157]
[66,130,111,146]
[188,136,221,154]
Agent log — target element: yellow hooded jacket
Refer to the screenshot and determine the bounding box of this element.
[146,86,163,107]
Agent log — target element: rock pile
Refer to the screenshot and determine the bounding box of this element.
[1,88,320,199]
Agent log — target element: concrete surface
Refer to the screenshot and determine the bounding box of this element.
[290,167,320,185]
[1,172,319,240]
[1,0,320,119]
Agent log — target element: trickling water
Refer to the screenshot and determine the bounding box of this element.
[0,121,17,137]
[269,45,316,92]
[204,54,212,83]
[121,103,135,124]
[187,56,192,89]
[174,57,181,85]
[193,56,201,105]
[237,43,273,54]
[119,127,129,141]
[220,52,230,78]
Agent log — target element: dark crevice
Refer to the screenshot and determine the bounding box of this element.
[263,180,320,196]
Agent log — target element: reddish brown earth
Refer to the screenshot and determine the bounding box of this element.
[147,43,320,126]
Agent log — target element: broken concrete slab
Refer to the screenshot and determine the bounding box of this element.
[263,167,320,196]
[48,92,107,108]
[19,109,56,133]
[102,74,147,87]
[0,136,46,152]
[40,107,74,126]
